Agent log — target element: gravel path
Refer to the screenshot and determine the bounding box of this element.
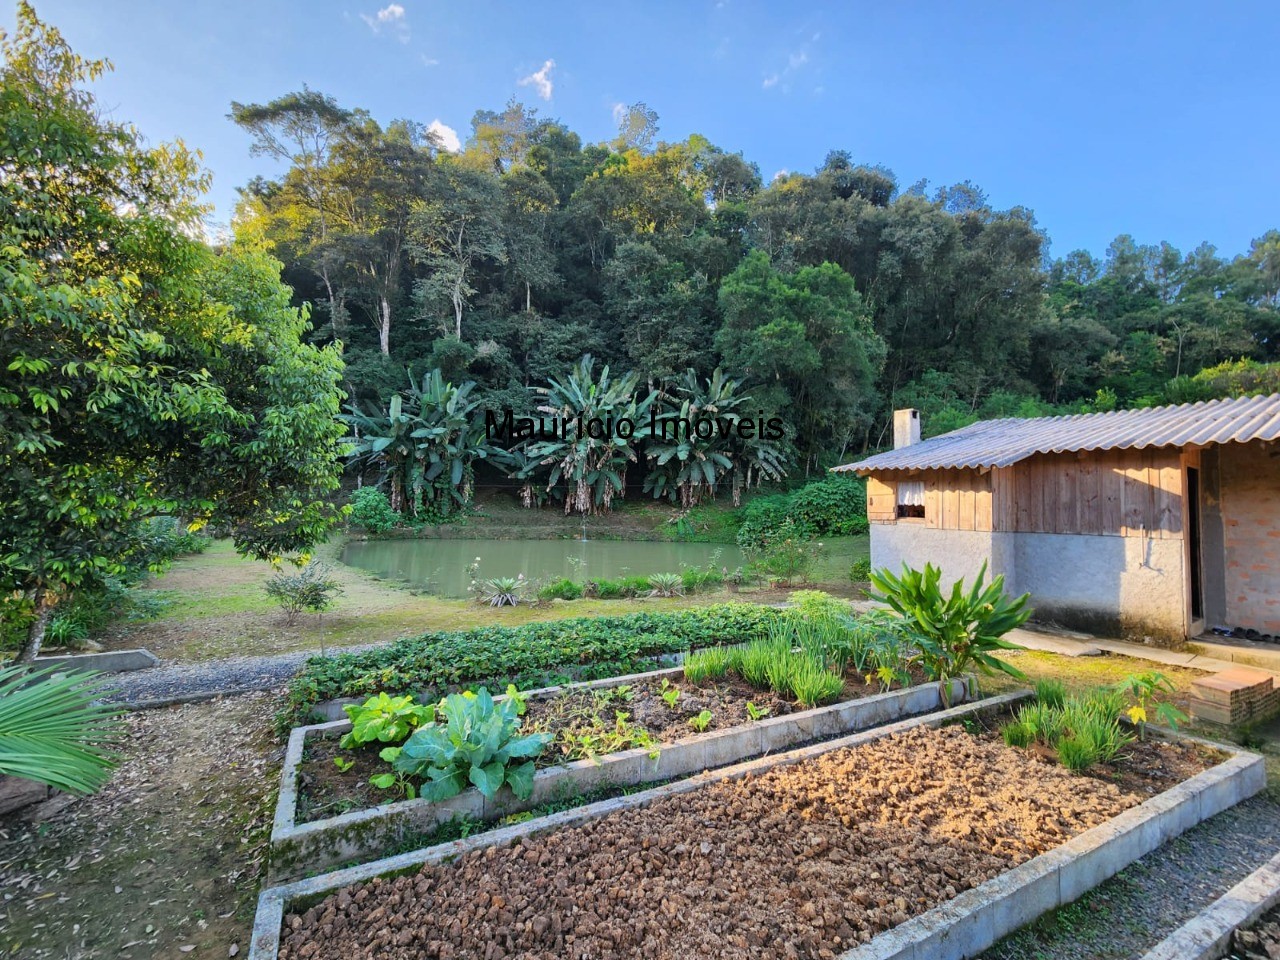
[98,645,379,706]
[981,793,1280,960]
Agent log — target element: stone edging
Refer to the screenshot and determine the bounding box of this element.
[269,663,969,881]
[248,694,1263,960]
[1136,847,1280,960]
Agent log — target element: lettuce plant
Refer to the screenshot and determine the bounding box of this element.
[339,692,436,749]
[393,688,551,801]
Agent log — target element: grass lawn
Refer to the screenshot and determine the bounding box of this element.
[100,535,868,661]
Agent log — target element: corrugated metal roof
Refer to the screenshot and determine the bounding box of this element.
[834,393,1280,473]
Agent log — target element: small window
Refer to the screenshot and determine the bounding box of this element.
[896,480,925,519]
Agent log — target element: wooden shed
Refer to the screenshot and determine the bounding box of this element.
[835,396,1280,646]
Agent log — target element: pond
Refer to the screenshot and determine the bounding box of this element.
[341,538,747,597]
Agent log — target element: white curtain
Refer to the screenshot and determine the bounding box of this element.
[897,480,925,507]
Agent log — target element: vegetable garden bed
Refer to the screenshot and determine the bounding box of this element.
[271,662,967,881]
[250,693,1264,960]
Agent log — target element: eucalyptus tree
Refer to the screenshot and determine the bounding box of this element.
[409,163,508,340]
[345,370,492,519]
[526,356,655,515]
[230,87,357,337]
[644,369,789,508]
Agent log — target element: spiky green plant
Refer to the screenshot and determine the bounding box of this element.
[1035,678,1067,709]
[0,666,124,794]
[868,561,1031,704]
[683,647,731,684]
[647,572,684,598]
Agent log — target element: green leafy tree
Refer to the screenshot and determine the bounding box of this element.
[716,251,886,468]
[0,7,347,660]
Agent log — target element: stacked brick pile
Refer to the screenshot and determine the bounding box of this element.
[1189,667,1280,725]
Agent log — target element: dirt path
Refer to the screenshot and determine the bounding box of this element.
[0,694,280,960]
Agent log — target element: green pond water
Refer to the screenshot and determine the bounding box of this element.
[341,539,747,597]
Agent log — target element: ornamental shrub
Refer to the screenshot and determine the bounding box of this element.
[348,487,399,534]
[786,474,867,536]
[276,603,786,734]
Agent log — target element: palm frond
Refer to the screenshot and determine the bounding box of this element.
[0,665,125,795]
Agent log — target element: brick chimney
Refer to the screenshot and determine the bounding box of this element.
[893,409,921,449]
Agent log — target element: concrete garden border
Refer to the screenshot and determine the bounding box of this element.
[249,693,1264,960]
[270,663,971,881]
[1137,848,1280,960]
[29,648,159,673]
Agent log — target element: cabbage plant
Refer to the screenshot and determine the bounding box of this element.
[392,688,550,801]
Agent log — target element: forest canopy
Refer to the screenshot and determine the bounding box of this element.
[232,93,1280,459]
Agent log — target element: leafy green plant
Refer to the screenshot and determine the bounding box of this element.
[340,692,436,749]
[659,679,681,709]
[343,369,492,520]
[1114,671,1188,738]
[1002,720,1034,748]
[265,560,344,625]
[369,769,418,800]
[393,688,552,801]
[747,518,824,586]
[788,590,848,620]
[684,647,732,684]
[0,666,124,794]
[688,710,713,732]
[647,573,685,598]
[480,576,525,608]
[850,557,872,582]
[745,701,770,721]
[538,578,583,601]
[504,683,529,716]
[868,561,1030,703]
[348,487,399,534]
[45,613,90,648]
[333,756,355,773]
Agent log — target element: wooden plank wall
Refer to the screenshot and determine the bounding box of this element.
[924,469,992,532]
[865,447,1184,538]
[994,448,1183,538]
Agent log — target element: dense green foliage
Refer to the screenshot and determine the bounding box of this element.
[0,7,347,658]
[346,488,399,534]
[0,666,123,794]
[278,603,787,731]
[232,84,1279,467]
[339,692,436,749]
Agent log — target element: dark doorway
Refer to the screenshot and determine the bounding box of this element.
[1187,467,1204,621]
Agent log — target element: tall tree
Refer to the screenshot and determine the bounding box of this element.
[0,5,346,659]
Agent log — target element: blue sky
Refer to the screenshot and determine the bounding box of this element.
[5,0,1277,259]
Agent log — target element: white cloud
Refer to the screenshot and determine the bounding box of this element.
[611,102,627,125]
[428,119,461,153]
[361,3,409,42]
[763,43,814,93]
[773,169,789,181]
[421,54,440,67]
[519,59,556,100]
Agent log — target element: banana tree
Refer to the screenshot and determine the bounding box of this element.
[644,368,789,507]
[526,355,655,516]
[344,369,492,519]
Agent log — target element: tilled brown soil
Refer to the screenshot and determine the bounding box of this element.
[279,724,1215,960]
[298,672,900,822]
[1230,899,1280,959]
